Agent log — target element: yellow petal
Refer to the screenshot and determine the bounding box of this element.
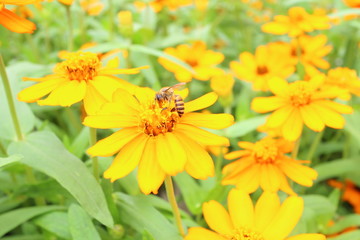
[266,105,294,128]
[175,132,214,179]
[185,227,227,240]
[279,157,318,187]
[222,157,255,184]
[282,108,303,141]
[138,137,166,194]
[0,8,36,33]
[255,192,280,231]
[99,65,149,75]
[234,164,261,193]
[83,82,107,115]
[299,105,325,132]
[87,127,140,157]
[176,124,229,146]
[184,92,218,113]
[310,102,346,129]
[278,169,296,195]
[285,233,326,240]
[261,22,290,35]
[315,100,353,114]
[263,196,304,240]
[251,96,286,113]
[260,164,281,192]
[38,80,87,107]
[268,77,289,96]
[83,115,138,129]
[104,134,148,181]
[181,113,234,130]
[203,201,234,235]
[91,75,127,101]
[155,133,187,175]
[133,87,156,105]
[224,150,250,160]
[17,78,66,103]
[228,189,254,229]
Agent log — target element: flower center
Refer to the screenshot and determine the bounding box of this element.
[256,66,268,75]
[252,138,279,164]
[288,81,313,107]
[140,100,180,137]
[225,227,265,240]
[56,52,100,81]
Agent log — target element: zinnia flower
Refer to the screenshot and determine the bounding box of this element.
[80,0,104,16]
[222,137,317,194]
[84,88,234,194]
[158,41,224,82]
[230,43,295,91]
[262,6,331,37]
[343,0,360,8]
[0,0,41,33]
[322,67,360,100]
[18,51,147,115]
[186,189,326,240]
[251,75,353,141]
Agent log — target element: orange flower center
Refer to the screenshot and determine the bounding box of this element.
[288,81,313,107]
[225,227,265,240]
[256,66,268,75]
[56,52,100,81]
[252,138,280,164]
[140,100,180,137]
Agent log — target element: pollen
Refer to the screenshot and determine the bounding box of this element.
[252,138,280,164]
[56,52,100,82]
[140,101,180,137]
[256,66,268,75]
[225,227,265,240]
[288,81,313,107]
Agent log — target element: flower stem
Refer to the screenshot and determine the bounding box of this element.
[306,131,324,162]
[0,54,23,141]
[89,127,100,182]
[291,137,301,159]
[164,176,185,237]
[65,5,74,51]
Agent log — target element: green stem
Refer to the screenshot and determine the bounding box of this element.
[164,176,185,238]
[0,54,23,141]
[25,166,46,205]
[89,127,100,182]
[306,131,324,162]
[0,141,6,155]
[291,137,301,160]
[108,0,115,41]
[65,5,74,51]
[215,149,224,181]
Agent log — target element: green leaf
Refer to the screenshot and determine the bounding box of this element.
[1,235,43,240]
[325,214,360,235]
[130,51,160,89]
[314,159,360,182]
[8,131,114,227]
[327,230,360,240]
[224,115,267,138]
[0,206,65,237]
[34,211,71,239]
[68,204,101,240]
[114,192,181,240]
[0,154,22,168]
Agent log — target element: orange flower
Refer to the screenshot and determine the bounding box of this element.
[223,137,317,194]
[134,0,191,12]
[343,0,360,8]
[262,7,331,37]
[186,189,326,240]
[0,0,41,33]
[251,75,353,141]
[18,51,147,115]
[58,0,74,5]
[230,43,295,91]
[328,179,360,214]
[158,41,224,82]
[84,88,233,194]
[80,0,104,16]
[322,67,360,100]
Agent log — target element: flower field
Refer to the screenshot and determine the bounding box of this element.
[1,0,360,239]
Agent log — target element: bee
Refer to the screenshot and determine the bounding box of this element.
[155,83,185,117]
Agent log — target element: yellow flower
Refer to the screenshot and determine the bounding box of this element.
[0,0,41,33]
[84,88,234,194]
[322,67,360,100]
[185,189,326,240]
[230,43,295,91]
[343,0,360,8]
[251,75,353,141]
[58,0,73,5]
[158,41,224,82]
[222,137,317,194]
[210,71,234,98]
[134,0,191,12]
[194,0,208,11]
[18,51,147,115]
[80,0,104,16]
[262,6,331,37]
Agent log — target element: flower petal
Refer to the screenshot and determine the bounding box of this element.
[104,134,149,181]
[91,75,129,101]
[279,157,318,187]
[184,92,218,113]
[255,192,280,232]
[87,127,140,157]
[224,150,250,160]
[98,65,148,75]
[310,102,346,129]
[203,201,234,235]
[180,113,234,130]
[266,105,294,128]
[138,137,166,194]
[185,227,227,240]
[251,96,286,113]
[228,189,254,229]
[299,105,325,132]
[234,164,261,193]
[260,164,281,192]
[222,157,255,184]
[176,124,229,146]
[268,77,289,96]
[156,133,187,175]
[315,100,353,114]
[83,82,107,115]
[285,234,326,240]
[175,132,214,179]
[0,8,36,33]
[83,114,138,129]
[282,108,303,141]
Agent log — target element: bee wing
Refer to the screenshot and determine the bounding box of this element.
[171,82,186,90]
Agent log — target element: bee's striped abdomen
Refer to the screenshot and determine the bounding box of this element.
[174,94,184,117]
